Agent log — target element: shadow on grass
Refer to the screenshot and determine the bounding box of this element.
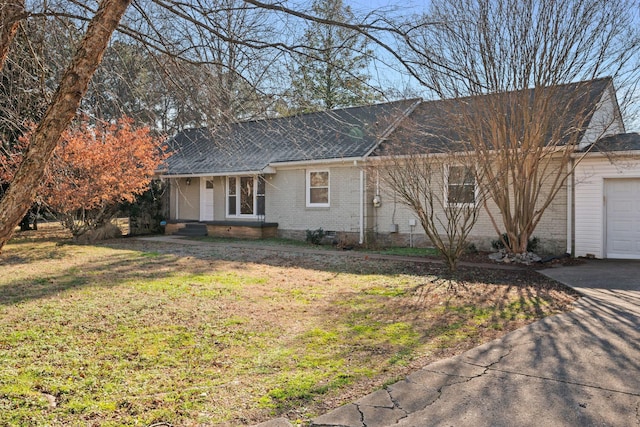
[0,234,594,425]
[0,244,188,306]
[241,251,575,414]
[1,234,576,307]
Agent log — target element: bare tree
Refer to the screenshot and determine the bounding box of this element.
[0,0,131,252]
[0,0,408,252]
[400,0,640,254]
[379,155,482,273]
[0,0,25,71]
[374,113,485,273]
[0,16,81,149]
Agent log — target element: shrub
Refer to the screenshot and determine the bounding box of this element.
[305,228,325,245]
[491,233,539,253]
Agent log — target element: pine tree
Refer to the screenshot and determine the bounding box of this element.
[288,0,380,113]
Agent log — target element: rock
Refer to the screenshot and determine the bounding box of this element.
[488,251,505,261]
[490,250,541,265]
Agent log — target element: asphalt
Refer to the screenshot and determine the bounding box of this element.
[254,259,640,427]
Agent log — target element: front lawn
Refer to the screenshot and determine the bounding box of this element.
[0,227,577,426]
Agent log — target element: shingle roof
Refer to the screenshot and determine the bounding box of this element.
[586,132,640,152]
[162,99,419,175]
[372,78,613,157]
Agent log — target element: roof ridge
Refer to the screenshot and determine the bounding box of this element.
[231,97,423,126]
[417,77,612,106]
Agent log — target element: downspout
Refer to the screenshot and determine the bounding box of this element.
[567,159,574,255]
[359,167,364,245]
[175,179,180,220]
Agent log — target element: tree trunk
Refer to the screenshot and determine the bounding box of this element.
[0,0,24,72]
[0,0,132,253]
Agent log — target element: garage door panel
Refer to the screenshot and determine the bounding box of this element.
[606,179,640,259]
[610,240,632,252]
[611,200,631,211]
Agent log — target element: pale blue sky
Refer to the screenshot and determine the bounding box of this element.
[342,0,639,130]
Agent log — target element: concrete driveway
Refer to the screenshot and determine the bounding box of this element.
[257,260,640,427]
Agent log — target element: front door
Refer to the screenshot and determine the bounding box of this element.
[199,178,214,221]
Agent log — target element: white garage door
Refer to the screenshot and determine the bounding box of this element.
[605,179,640,259]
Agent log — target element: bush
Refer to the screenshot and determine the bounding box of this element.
[491,233,539,253]
[305,228,325,245]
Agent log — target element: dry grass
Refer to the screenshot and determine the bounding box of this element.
[0,224,577,426]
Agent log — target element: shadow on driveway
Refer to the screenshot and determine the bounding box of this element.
[298,260,640,427]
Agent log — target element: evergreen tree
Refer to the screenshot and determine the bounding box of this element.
[288,0,380,113]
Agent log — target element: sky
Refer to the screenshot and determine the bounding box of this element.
[343,0,639,131]
[348,0,429,13]
[347,0,432,99]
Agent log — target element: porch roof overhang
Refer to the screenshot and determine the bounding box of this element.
[158,166,276,179]
[159,156,371,179]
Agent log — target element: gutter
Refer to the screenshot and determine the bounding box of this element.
[267,156,366,169]
[570,149,640,158]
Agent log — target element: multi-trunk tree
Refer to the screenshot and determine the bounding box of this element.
[398,0,640,254]
[3,0,634,256]
[377,151,483,273]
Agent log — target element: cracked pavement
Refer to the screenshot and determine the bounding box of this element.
[303,261,640,427]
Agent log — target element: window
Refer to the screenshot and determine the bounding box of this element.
[228,177,237,215]
[240,176,253,214]
[227,176,264,217]
[447,165,476,205]
[307,170,330,207]
[257,176,265,216]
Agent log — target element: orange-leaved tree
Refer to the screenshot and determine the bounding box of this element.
[1,117,165,238]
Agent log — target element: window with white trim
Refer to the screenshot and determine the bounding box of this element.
[257,176,265,217]
[227,176,265,217]
[228,177,237,215]
[446,165,476,205]
[306,170,330,207]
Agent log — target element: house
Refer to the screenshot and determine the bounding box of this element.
[158,98,420,241]
[158,77,640,259]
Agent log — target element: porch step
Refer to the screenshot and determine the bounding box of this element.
[174,223,208,237]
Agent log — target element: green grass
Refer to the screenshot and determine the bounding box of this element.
[0,236,573,426]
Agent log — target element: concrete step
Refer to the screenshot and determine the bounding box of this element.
[174,223,207,236]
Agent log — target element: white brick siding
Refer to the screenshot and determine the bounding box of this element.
[267,165,363,234]
[370,158,568,253]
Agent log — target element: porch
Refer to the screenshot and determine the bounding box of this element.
[166,220,279,239]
